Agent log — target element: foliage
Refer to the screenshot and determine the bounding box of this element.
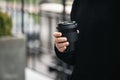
[0,11,12,37]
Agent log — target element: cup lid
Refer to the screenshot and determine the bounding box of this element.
[57,21,77,30]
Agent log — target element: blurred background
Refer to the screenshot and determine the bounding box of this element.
[0,0,73,80]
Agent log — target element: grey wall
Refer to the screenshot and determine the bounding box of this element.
[0,37,26,80]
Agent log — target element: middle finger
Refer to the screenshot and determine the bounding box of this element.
[55,37,67,43]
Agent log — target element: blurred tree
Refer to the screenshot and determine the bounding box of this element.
[0,11,12,37]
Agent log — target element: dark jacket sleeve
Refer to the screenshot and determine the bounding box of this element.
[55,46,76,65]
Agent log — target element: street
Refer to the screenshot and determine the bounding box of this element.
[25,68,54,80]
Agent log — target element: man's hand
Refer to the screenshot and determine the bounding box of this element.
[53,32,69,53]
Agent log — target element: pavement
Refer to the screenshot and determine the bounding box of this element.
[25,68,54,80]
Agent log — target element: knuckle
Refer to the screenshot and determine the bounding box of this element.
[55,43,59,48]
[53,33,57,37]
[54,38,57,43]
[55,38,60,43]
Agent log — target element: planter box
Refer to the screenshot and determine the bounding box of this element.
[0,37,26,80]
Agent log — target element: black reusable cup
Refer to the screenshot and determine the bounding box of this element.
[57,21,78,53]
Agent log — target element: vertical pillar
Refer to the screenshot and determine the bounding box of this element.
[21,0,24,33]
[62,0,67,21]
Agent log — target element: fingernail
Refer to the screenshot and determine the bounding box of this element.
[59,32,62,36]
[64,46,67,49]
[64,38,67,41]
[66,42,69,46]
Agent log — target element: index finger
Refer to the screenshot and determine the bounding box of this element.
[53,32,62,38]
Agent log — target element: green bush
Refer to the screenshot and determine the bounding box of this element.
[0,11,12,37]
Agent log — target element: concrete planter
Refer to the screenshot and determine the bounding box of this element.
[0,37,26,80]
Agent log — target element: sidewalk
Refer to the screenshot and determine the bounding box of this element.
[25,68,54,80]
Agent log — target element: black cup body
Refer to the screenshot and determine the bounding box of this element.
[57,21,78,53]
